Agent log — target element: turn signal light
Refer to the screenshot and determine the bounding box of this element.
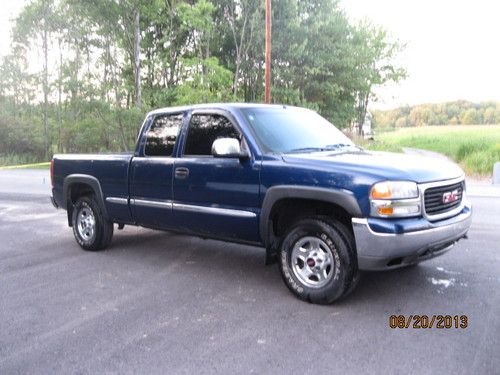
[377,207,394,215]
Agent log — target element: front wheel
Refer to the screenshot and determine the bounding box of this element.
[279,218,358,304]
[72,195,113,251]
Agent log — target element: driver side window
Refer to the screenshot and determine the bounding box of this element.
[184,114,240,156]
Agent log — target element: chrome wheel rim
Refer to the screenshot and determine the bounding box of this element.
[291,236,335,288]
[76,205,96,242]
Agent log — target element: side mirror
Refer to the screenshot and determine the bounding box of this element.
[211,138,250,160]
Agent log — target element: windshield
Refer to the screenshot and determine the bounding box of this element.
[241,107,356,153]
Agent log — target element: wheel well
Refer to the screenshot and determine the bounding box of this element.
[269,198,353,239]
[68,183,95,204]
[66,183,95,226]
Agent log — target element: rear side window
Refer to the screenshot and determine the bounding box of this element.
[145,113,183,156]
[184,114,240,156]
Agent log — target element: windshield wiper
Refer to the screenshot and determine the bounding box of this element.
[287,144,364,154]
[286,147,326,153]
[324,143,350,149]
[324,143,364,151]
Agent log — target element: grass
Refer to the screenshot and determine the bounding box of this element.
[364,125,500,176]
[0,153,44,167]
[0,162,50,170]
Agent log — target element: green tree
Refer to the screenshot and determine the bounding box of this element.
[483,107,496,124]
[352,21,406,133]
[13,0,60,160]
[175,57,233,104]
[460,108,480,125]
[0,0,408,164]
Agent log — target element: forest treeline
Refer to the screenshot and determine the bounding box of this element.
[0,0,405,164]
[372,101,500,129]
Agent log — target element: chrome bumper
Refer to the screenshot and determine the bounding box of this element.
[352,204,472,270]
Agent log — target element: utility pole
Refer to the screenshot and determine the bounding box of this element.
[264,0,272,103]
[42,0,49,161]
[133,7,142,108]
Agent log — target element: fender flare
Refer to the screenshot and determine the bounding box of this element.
[62,174,109,222]
[259,185,363,245]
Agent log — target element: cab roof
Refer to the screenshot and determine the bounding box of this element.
[146,103,303,117]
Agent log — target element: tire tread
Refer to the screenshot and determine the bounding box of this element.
[278,216,358,304]
[72,195,113,251]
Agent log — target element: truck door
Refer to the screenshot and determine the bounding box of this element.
[172,111,261,243]
[129,112,184,229]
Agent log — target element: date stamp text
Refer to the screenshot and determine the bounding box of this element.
[389,315,468,329]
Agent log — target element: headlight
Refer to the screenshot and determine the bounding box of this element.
[370,181,418,200]
[370,181,421,218]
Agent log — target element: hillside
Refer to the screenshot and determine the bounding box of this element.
[372,101,500,128]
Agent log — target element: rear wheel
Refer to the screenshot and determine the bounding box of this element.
[72,195,113,251]
[279,217,358,304]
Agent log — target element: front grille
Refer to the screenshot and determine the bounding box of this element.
[424,181,464,216]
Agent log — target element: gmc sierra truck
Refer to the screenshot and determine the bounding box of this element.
[51,104,472,304]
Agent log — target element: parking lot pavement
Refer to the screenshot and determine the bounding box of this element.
[0,169,51,196]
[467,180,500,198]
[0,170,499,374]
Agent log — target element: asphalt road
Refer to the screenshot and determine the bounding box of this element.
[0,170,499,374]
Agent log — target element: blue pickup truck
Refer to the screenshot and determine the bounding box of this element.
[51,103,472,304]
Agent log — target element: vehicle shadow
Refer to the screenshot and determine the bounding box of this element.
[106,226,444,306]
[107,226,279,281]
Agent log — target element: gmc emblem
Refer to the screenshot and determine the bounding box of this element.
[442,189,459,204]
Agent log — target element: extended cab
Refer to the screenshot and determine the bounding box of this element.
[51,104,472,304]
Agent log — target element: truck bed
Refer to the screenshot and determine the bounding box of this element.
[52,153,133,212]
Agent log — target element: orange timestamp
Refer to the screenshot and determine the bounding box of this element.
[389,315,468,329]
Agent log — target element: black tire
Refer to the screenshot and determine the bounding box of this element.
[72,195,113,251]
[278,217,358,304]
[341,268,361,299]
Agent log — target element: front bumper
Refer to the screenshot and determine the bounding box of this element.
[352,203,472,270]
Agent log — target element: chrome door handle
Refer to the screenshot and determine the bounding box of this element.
[175,167,189,179]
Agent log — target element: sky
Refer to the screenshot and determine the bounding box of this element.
[340,0,500,108]
[0,0,26,57]
[0,0,499,109]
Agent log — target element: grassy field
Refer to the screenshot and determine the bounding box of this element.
[365,125,500,176]
[0,162,50,170]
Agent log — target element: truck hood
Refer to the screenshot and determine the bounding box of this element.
[282,150,464,184]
